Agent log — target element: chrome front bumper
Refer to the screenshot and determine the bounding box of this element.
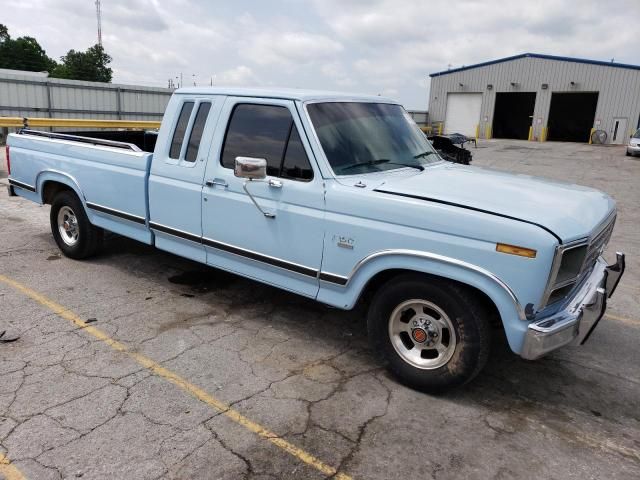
[520,252,625,360]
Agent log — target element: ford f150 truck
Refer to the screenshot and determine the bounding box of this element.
[6,87,625,391]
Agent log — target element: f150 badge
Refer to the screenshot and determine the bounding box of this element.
[334,235,354,249]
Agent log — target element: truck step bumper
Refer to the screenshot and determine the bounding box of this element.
[520,252,625,360]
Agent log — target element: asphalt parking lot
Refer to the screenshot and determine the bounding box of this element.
[1,140,639,480]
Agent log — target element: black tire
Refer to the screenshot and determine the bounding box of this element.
[50,191,103,259]
[367,274,491,392]
[626,151,631,156]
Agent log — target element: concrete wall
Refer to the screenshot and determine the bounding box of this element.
[0,70,173,134]
[428,56,640,142]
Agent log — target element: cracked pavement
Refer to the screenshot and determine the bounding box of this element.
[1,140,639,479]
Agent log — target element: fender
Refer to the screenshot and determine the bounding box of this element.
[36,170,105,231]
[37,169,86,205]
[317,249,529,353]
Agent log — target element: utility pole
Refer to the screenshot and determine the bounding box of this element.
[95,0,103,47]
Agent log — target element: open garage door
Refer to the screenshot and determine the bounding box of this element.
[547,92,598,142]
[492,92,536,140]
[444,93,482,137]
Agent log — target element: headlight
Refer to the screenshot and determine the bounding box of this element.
[540,213,616,309]
[540,242,588,307]
[555,245,587,285]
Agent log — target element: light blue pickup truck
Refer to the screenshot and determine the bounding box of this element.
[6,88,625,391]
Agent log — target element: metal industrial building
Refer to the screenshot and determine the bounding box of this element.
[427,53,640,144]
[0,69,172,141]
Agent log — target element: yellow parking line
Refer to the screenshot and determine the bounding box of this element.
[0,274,353,480]
[605,313,640,328]
[0,452,27,480]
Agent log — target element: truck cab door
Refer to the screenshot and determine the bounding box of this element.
[202,97,324,297]
[148,95,222,262]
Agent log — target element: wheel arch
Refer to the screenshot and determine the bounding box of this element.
[318,250,528,352]
[357,268,502,328]
[37,171,85,205]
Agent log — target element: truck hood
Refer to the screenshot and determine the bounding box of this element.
[372,163,615,242]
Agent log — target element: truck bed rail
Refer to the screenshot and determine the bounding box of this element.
[17,129,142,152]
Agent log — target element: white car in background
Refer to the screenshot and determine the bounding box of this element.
[627,128,640,157]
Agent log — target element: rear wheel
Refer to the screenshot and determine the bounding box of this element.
[50,191,102,259]
[367,274,491,392]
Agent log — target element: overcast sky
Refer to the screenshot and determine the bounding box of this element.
[5,0,639,109]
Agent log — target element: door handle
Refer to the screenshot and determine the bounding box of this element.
[205,178,228,188]
[268,179,283,189]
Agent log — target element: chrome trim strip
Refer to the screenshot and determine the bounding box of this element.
[7,178,36,192]
[149,221,329,281]
[319,271,349,285]
[149,221,201,243]
[335,249,526,320]
[202,236,318,278]
[86,202,146,225]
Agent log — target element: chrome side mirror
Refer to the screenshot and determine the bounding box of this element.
[234,156,275,218]
[235,156,267,180]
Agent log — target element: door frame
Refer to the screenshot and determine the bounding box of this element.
[200,96,326,297]
[611,117,628,145]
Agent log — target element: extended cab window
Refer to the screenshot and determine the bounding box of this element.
[169,101,194,159]
[221,104,313,181]
[185,102,212,162]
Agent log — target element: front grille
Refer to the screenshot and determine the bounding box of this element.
[582,215,615,276]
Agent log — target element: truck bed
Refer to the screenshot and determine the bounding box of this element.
[8,130,154,244]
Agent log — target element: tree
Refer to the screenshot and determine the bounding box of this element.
[0,25,57,73]
[51,44,112,82]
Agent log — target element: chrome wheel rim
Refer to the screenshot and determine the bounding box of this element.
[388,299,457,370]
[57,206,79,247]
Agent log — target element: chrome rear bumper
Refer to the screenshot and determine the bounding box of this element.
[520,252,625,360]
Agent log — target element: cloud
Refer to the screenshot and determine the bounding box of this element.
[107,0,169,32]
[241,31,343,66]
[2,0,638,108]
[320,62,356,87]
[216,65,258,86]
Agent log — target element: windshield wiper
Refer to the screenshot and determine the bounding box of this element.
[340,159,424,173]
[414,151,436,159]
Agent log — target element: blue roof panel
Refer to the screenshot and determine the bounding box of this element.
[429,53,640,77]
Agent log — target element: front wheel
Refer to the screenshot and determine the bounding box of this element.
[367,274,491,392]
[50,191,103,259]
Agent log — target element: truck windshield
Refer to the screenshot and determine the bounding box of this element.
[307,102,441,175]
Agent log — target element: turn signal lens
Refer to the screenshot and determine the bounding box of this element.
[496,243,537,258]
